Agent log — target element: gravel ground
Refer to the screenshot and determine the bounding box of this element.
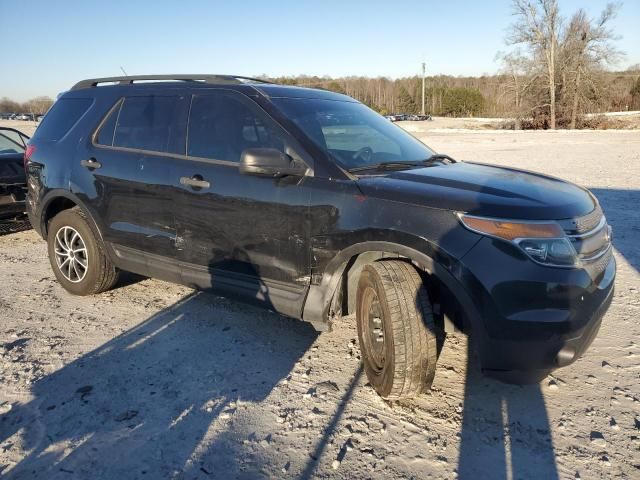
[1,126,639,479]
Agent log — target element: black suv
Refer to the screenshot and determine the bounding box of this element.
[25,75,615,399]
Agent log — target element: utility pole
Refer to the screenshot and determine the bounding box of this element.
[421,62,426,115]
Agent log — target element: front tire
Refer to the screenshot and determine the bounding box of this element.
[356,260,438,400]
[47,208,119,295]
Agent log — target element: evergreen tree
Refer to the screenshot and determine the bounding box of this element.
[325,81,346,95]
[397,87,418,114]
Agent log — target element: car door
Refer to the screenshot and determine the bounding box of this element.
[81,93,189,278]
[173,90,312,318]
[0,127,29,185]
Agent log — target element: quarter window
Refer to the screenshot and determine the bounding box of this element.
[187,92,285,162]
[95,100,121,147]
[31,98,93,142]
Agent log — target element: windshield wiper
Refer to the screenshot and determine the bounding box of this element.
[424,153,456,164]
[348,162,424,173]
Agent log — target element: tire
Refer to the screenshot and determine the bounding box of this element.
[47,207,119,295]
[356,260,437,400]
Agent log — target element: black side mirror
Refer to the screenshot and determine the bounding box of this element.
[239,148,307,178]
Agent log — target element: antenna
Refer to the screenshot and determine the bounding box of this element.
[120,66,129,76]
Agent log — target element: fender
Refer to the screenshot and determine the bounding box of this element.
[37,189,107,243]
[302,237,483,336]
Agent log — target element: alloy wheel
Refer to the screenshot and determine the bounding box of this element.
[54,226,88,283]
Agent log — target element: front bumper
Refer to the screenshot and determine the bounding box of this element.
[460,236,616,383]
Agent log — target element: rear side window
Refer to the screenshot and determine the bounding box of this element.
[187,92,285,162]
[32,98,92,141]
[109,96,187,154]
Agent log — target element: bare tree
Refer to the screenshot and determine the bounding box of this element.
[23,96,54,115]
[563,3,622,128]
[509,0,561,128]
[496,50,541,128]
[0,97,21,113]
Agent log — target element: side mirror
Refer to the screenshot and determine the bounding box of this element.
[239,148,307,178]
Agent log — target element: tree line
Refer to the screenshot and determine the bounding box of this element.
[267,68,638,121]
[0,96,54,116]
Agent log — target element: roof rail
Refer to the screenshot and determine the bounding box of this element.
[70,74,272,90]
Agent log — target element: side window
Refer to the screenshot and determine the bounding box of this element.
[31,98,93,142]
[112,96,187,154]
[0,131,25,154]
[95,100,121,147]
[187,92,285,162]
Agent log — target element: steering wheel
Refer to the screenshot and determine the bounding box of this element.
[352,146,374,163]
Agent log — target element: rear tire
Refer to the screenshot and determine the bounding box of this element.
[47,208,119,295]
[356,260,437,400]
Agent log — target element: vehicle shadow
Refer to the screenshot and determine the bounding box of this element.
[0,290,318,479]
[589,188,640,273]
[457,339,558,479]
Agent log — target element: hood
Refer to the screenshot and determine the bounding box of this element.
[356,161,596,220]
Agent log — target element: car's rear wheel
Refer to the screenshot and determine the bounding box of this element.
[47,208,119,295]
[356,260,437,400]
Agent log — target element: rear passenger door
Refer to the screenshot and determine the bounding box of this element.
[173,90,312,318]
[87,93,189,276]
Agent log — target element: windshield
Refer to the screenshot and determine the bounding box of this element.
[271,97,435,171]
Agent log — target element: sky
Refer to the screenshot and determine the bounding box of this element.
[2,0,639,101]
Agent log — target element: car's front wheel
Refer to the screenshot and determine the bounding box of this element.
[356,260,438,400]
[47,207,119,295]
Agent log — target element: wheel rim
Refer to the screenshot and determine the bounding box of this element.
[54,226,88,283]
[362,287,386,372]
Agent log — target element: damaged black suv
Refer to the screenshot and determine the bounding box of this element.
[26,75,615,399]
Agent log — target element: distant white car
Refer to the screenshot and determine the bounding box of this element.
[14,114,30,121]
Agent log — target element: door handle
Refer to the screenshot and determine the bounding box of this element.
[80,158,102,169]
[180,175,210,189]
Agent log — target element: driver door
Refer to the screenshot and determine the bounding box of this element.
[170,90,313,318]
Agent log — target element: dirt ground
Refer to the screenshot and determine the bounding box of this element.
[1,124,639,479]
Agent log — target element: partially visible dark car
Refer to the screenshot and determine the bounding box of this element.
[0,127,29,220]
[408,114,433,121]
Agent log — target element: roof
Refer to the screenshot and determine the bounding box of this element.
[68,74,356,102]
[70,74,271,91]
[253,84,355,102]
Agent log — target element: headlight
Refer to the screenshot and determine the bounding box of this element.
[515,238,577,266]
[458,214,578,267]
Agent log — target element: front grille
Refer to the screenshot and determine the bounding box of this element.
[582,245,612,281]
[559,205,603,235]
[559,207,612,280]
[0,218,31,236]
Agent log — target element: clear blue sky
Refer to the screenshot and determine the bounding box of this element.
[2,0,638,101]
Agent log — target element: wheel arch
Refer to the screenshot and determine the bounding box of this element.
[39,190,105,242]
[302,240,482,335]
